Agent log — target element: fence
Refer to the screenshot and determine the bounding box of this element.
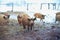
[0,3,60,12]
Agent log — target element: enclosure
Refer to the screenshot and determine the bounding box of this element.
[0,0,60,40]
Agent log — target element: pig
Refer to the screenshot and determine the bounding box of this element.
[0,13,10,25]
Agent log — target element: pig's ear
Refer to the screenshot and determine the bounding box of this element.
[28,18,31,21]
[3,16,7,19]
[8,15,10,18]
[33,17,36,20]
[17,15,22,18]
[42,15,45,17]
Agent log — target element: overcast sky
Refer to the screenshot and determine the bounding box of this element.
[0,0,60,5]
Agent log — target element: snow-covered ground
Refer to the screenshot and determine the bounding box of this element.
[9,10,60,23]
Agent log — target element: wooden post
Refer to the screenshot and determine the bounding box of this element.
[11,3,13,12]
[48,3,50,9]
[27,3,29,11]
